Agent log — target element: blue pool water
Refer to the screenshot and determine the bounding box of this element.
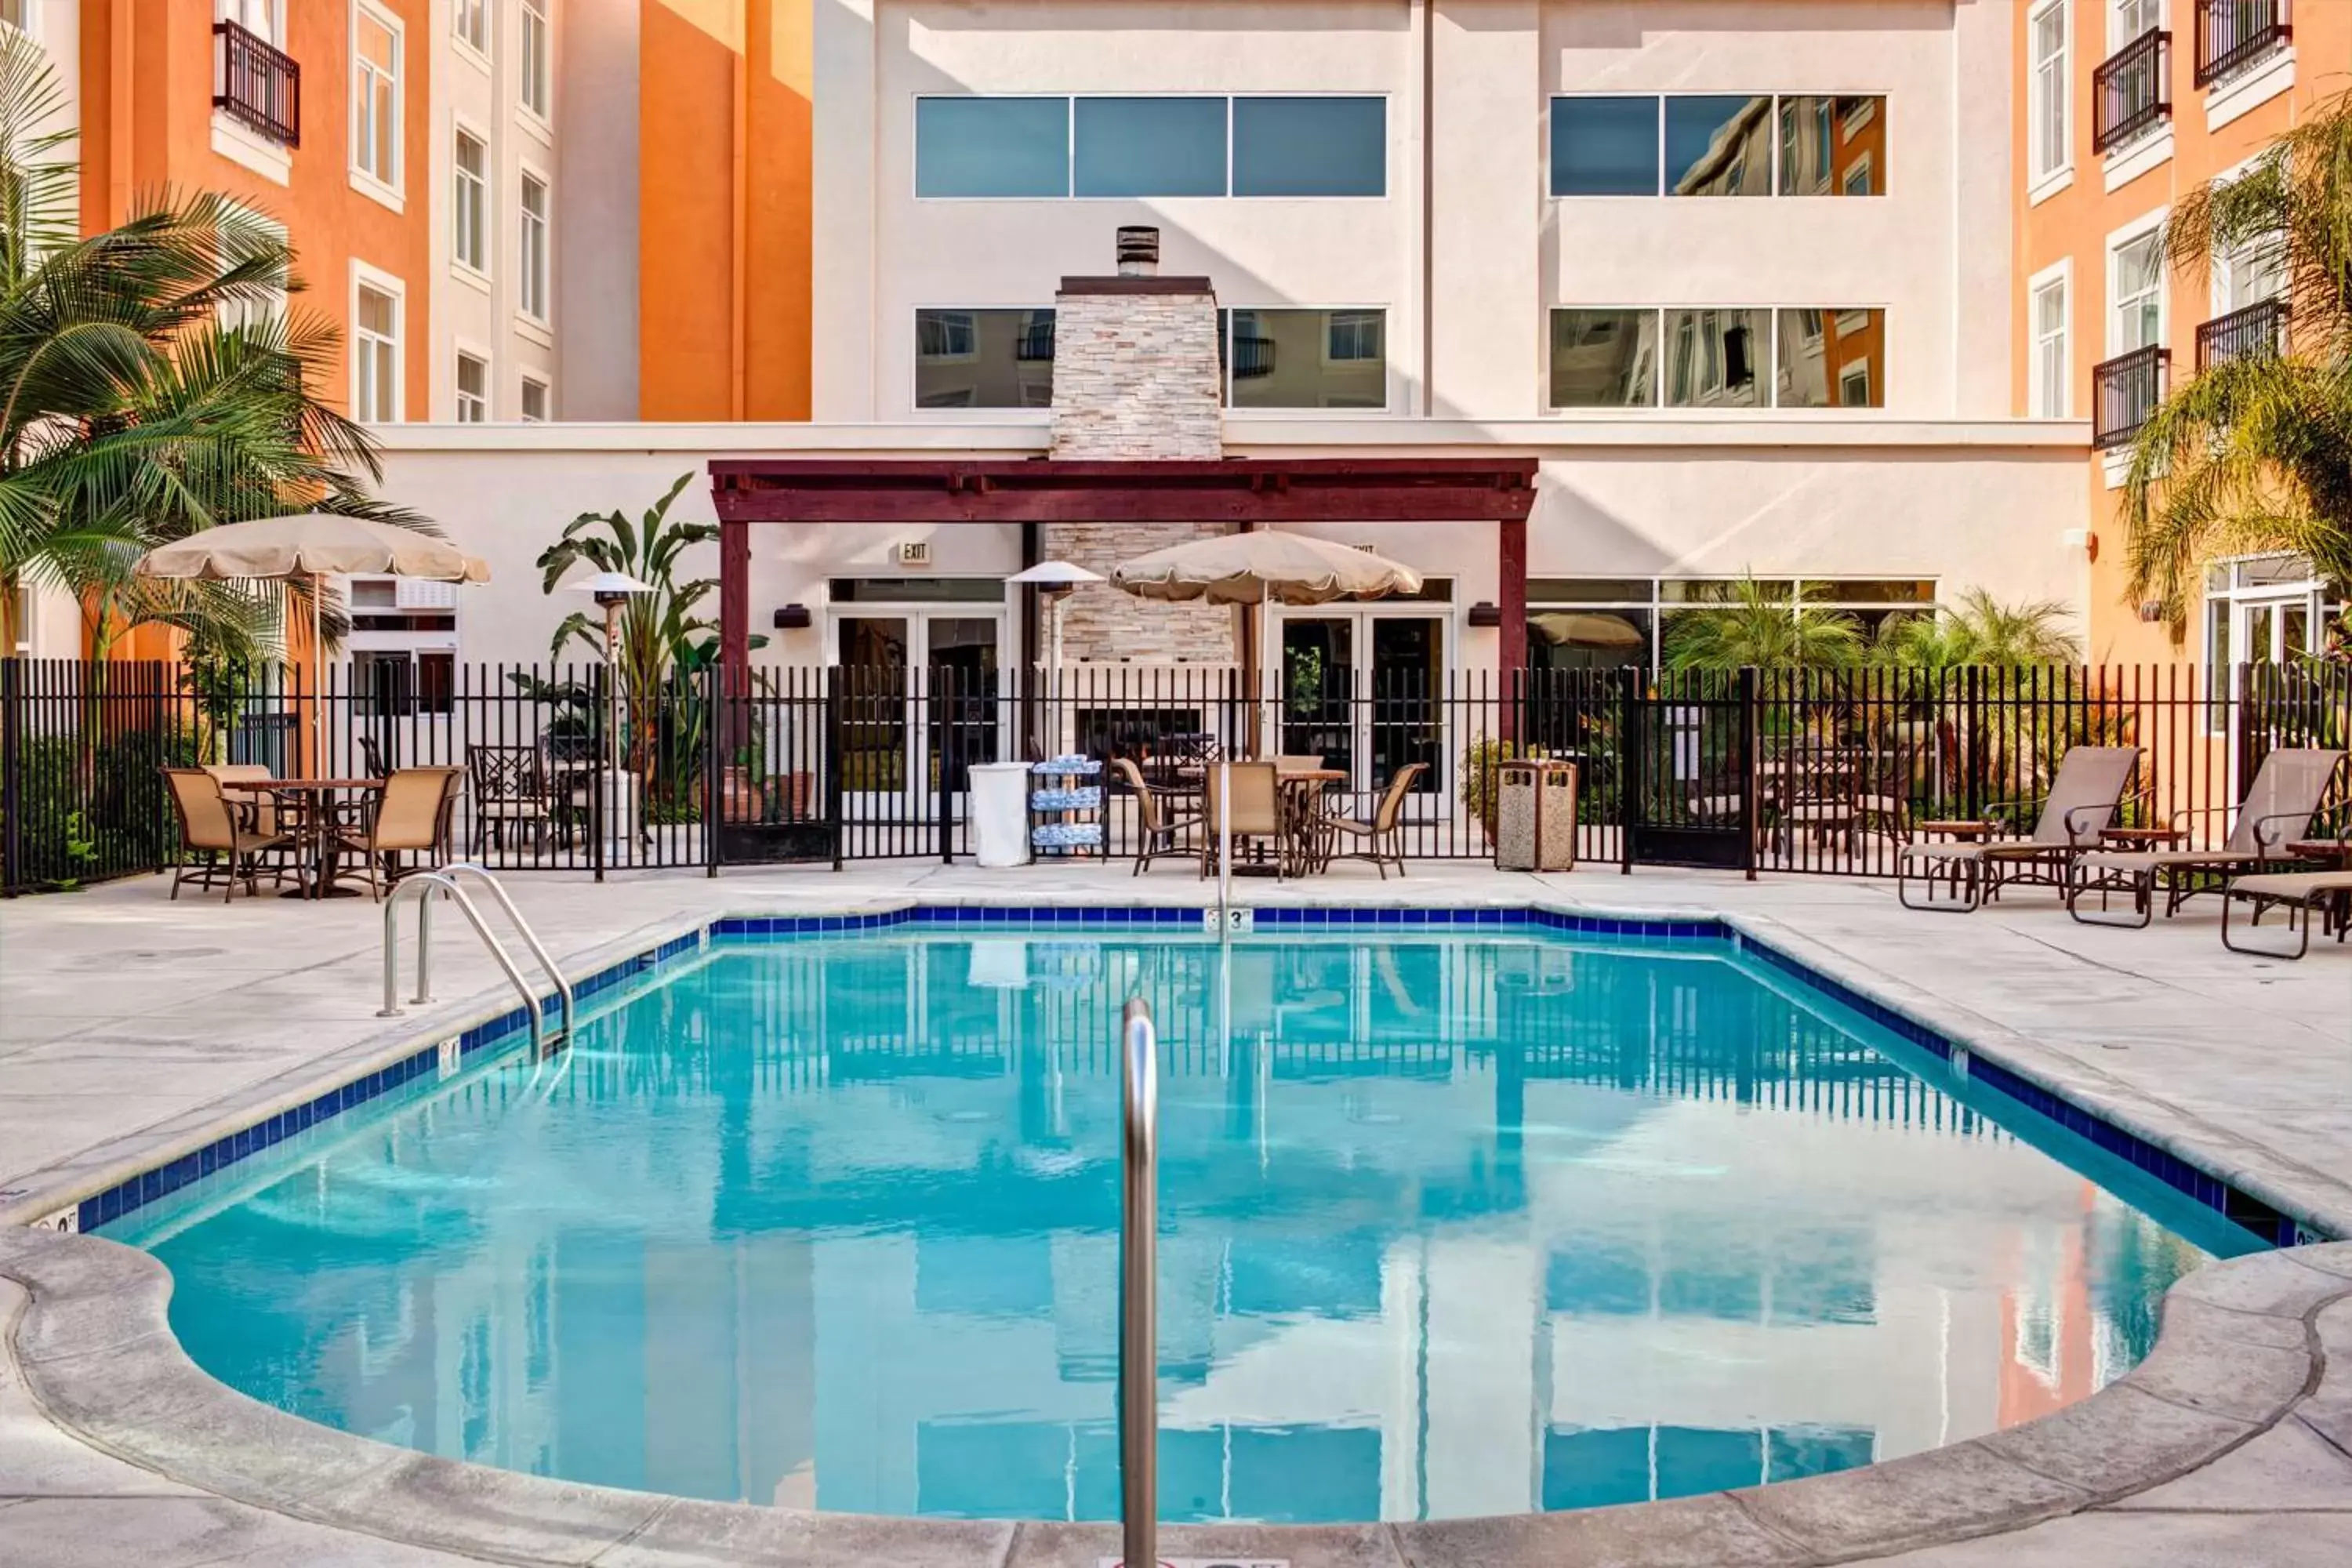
[120,927,2252,1524]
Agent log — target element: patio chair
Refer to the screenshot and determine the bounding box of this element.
[163,768,296,903]
[201,764,285,838]
[2220,869,2352,960]
[333,767,463,899]
[2069,748,2347,927]
[1275,754,1327,773]
[1324,761,1428,880]
[1112,757,1197,877]
[1200,760,1281,880]
[466,744,551,855]
[1896,746,2140,913]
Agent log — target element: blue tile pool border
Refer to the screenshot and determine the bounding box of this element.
[67,903,2300,1249]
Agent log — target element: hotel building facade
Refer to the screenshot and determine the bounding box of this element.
[10,2,2331,695]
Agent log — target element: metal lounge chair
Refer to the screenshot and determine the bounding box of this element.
[2220,869,2352,960]
[1896,746,2140,913]
[163,767,296,902]
[1324,761,1428,879]
[1112,756,1197,877]
[1200,760,1281,880]
[2069,748,2347,927]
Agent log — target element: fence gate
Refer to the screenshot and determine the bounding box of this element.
[1619,670,1755,873]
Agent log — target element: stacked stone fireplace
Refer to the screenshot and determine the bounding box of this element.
[1044,227,1233,667]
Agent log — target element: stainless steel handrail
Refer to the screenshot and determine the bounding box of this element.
[1120,996,1158,1568]
[379,866,575,1056]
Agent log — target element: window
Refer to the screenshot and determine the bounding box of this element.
[519,172,549,321]
[1073,97,1225,198]
[0,1,31,36]
[217,0,277,43]
[1230,97,1385,197]
[353,279,400,423]
[456,352,488,422]
[2031,2,2071,181]
[1665,96,1773,195]
[520,0,550,121]
[454,0,486,57]
[915,96,1387,199]
[1549,309,1660,407]
[915,97,1069,198]
[352,4,401,190]
[1529,578,1936,674]
[913,309,1055,408]
[1227,309,1386,408]
[2111,0,2161,49]
[2031,268,2071,418]
[1664,309,1765,407]
[519,375,549,422]
[2111,227,2164,353]
[1551,97,1662,195]
[1776,307,1884,408]
[1778,97,1885,196]
[452,129,488,274]
[216,205,288,333]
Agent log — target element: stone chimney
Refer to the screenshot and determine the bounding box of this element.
[1046,228,1229,665]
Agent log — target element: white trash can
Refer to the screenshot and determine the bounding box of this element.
[970,762,1033,868]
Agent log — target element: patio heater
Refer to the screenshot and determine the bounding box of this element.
[564,572,657,855]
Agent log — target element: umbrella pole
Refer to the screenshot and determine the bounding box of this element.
[310,576,323,776]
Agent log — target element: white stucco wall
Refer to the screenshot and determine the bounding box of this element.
[816,0,2016,423]
[368,417,2090,673]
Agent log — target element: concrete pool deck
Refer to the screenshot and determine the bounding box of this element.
[2,860,2350,1565]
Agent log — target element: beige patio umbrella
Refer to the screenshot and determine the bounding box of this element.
[1532,611,1645,650]
[136,514,489,768]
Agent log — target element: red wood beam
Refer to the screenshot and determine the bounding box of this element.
[720,514,750,695]
[1498,516,1527,742]
[713,485,1535,525]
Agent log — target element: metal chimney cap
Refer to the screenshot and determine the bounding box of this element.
[1116,226,1160,277]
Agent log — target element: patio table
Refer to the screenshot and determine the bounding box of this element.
[220,778,385,898]
[1277,766,1348,875]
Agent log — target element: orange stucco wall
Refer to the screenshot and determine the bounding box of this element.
[637,0,813,421]
[2013,7,2350,663]
[76,0,433,660]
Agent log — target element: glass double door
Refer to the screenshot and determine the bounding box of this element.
[836,613,1002,808]
[1277,612,1445,802]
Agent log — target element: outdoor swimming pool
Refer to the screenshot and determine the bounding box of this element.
[116,920,2255,1524]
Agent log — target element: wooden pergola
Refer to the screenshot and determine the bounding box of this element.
[710,456,1542,691]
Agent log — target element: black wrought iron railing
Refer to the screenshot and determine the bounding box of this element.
[2197,297,2288,370]
[2195,0,2290,89]
[2094,343,2169,448]
[214,21,300,148]
[2093,29,2171,154]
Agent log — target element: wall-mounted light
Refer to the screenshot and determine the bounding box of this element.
[1465,601,1503,629]
[773,604,812,630]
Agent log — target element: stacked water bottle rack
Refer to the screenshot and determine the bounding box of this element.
[1029,756,1104,858]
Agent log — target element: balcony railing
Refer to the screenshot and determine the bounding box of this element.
[2094,344,2170,448]
[2195,0,2291,89]
[1232,335,1276,380]
[214,22,299,148]
[2093,29,2172,154]
[2196,297,2288,369]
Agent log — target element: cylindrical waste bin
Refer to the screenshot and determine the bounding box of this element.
[969,762,1033,868]
[1494,757,1579,872]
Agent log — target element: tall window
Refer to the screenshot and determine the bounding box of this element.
[353,281,400,423]
[520,0,550,121]
[352,5,401,190]
[452,130,488,274]
[2031,270,2071,417]
[456,353,488,422]
[2030,2,2071,181]
[2111,0,2161,47]
[218,0,277,43]
[2111,228,2164,352]
[454,0,487,56]
[519,376,549,422]
[519,173,549,321]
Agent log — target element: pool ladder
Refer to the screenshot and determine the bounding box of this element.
[1120,997,1158,1568]
[380,864,576,1058]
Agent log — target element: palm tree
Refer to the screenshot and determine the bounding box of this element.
[1661,576,1864,672]
[1871,589,2080,673]
[2120,93,2352,626]
[0,30,407,659]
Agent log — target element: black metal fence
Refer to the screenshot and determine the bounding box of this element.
[3,658,2345,893]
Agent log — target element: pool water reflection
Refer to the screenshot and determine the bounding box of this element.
[125,929,2245,1523]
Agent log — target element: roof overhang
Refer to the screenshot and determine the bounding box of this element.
[709,457,1541,525]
